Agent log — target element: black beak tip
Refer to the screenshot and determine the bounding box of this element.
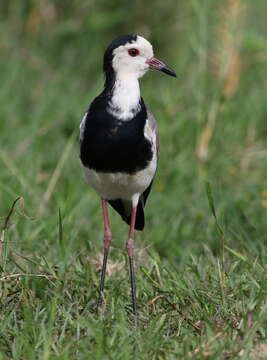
[161,66,177,78]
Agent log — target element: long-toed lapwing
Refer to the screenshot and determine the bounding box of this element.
[80,34,176,318]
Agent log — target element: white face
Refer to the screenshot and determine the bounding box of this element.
[112,36,154,79]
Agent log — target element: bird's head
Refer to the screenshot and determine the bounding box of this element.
[103,35,176,89]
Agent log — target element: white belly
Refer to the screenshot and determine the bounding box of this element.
[82,153,157,202]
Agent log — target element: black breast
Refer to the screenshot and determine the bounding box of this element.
[80,96,153,174]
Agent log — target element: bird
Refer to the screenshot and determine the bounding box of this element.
[79,34,176,318]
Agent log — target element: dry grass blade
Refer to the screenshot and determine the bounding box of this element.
[147,295,166,306]
[0,197,35,224]
[213,0,244,97]
[1,197,21,231]
[195,101,221,161]
[196,0,245,162]
[147,295,203,333]
[0,197,21,258]
[0,273,55,282]
[38,132,76,215]
[249,344,267,359]
[14,197,36,221]
[0,197,35,258]
[90,252,125,276]
[183,332,223,359]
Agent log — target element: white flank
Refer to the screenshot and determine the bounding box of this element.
[82,149,157,204]
[79,111,88,141]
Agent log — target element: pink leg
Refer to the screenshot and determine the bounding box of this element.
[126,206,138,318]
[102,199,112,249]
[96,200,112,309]
[126,207,137,256]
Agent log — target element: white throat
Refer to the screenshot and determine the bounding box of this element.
[108,73,141,121]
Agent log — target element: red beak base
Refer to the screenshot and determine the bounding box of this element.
[146,57,176,77]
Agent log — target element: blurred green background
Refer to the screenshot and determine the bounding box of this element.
[1,1,267,358]
[1,0,267,258]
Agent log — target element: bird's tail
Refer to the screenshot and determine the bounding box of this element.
[107,199,145,231]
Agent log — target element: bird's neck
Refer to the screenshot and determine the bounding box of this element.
[107,73,141,121]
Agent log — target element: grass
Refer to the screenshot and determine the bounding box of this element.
[1,0,267,358]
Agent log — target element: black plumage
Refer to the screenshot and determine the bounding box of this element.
[80,96,152,175]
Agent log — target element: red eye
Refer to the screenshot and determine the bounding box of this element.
[128,48,139,57]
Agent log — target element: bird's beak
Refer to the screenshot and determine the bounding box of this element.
[146,57,176,77]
